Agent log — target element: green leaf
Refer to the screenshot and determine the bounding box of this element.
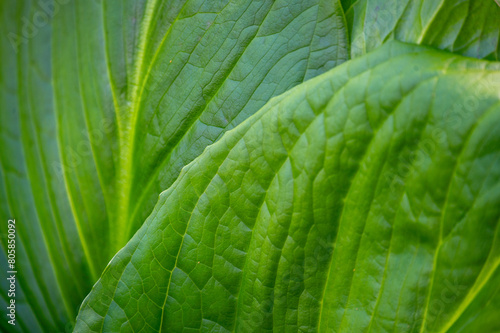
[0,0,347,331]
[344,0,500,60]
[75,41,500,332]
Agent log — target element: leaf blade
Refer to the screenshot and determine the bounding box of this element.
[75,41,500,332]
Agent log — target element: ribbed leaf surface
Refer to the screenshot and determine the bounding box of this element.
[76,41,500,332]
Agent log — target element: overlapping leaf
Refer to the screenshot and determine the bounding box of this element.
[75,41,500,332]
[344,0,500,60]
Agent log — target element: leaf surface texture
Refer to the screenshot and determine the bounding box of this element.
[76,41,500,332]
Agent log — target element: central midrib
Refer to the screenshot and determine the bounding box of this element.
[115,0,279,248]
[114,0,162,251]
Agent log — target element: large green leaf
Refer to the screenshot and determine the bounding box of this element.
[75,41,500,332]
[0,0,347,331]
[344,0,500,60]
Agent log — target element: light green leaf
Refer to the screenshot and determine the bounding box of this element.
[344,0,500,60]
[75,41,500,332]
[0,0,347,331]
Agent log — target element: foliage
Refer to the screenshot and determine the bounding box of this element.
[0,0,499,332]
